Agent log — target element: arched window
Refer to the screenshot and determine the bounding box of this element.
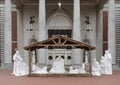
[47,12,72,38]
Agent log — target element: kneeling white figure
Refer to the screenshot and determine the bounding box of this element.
[49,56,66,73]
[100,56,106,74]
[92,58,101,76]
[32,64,48,74]
[79,63,87,73]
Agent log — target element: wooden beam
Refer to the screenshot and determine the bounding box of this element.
[35,49,37,64]
[83,49,86,63]
[89,48,92,74]
[62,39,68,45]
[52,40,57,45]
[28,48,31,76]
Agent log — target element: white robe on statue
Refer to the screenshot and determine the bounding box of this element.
[92,58,101,76]
[104,50,112,75]
[100,56,106,74]
[12,51,28,76]
[32,64,48,74]
[49,57,66,73]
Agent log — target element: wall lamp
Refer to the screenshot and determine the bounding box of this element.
[27,16,35,31]
[85,16,90,31]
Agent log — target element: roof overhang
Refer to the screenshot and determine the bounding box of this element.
[12,0,107,8]
[24,35,96,51]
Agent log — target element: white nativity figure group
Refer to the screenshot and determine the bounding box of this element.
[12,49,112,76]
[92,49,112,76]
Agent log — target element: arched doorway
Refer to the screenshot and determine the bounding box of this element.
[47,12,72,65]
[47,12,72,37]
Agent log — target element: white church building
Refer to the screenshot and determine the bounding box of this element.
[0,0,119,69]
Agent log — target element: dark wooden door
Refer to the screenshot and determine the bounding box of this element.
[12,11,17,61]
[103,11,108,55]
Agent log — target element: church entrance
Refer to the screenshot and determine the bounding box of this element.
[47,11,72,65]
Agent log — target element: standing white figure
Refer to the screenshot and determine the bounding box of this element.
[49,56,66,73]
[92,58,101,76]
[31,51,36,64]
[85,52,89,64]
[104,50,112,75]
[12,50,28,76]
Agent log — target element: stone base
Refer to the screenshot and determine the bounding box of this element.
[112,64,120,70]
[0,63,13,70]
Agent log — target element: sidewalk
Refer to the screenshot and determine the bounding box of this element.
[0,70,120,85]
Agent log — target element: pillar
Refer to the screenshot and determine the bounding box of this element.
[73,0,82,65]
[108,0,115,64]
[4,0,12,67]
[38,0,46,64]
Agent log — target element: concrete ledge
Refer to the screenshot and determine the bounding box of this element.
[0,63,13,70]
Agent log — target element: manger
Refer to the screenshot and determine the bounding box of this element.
[24,35,95,77]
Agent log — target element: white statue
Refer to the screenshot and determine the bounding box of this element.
[69,66,79,74]
[49,56,66,73]
[104,50,112,75]
[100,56,106,74]
[12,51,28,76]
[32,64,48,74]
[31,51,36,64]
[85,52,89,64]
[92,58,101,76]
[69,63,86,74]
[79,63,87,73]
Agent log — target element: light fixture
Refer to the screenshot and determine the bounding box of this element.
[27,16,35,31]
[85,16,90,31]
[58,0,62,9]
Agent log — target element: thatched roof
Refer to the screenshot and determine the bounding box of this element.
[24,35,95,51]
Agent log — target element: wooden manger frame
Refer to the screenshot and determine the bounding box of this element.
[24,35,96,77]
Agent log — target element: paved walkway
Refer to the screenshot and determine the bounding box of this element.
[0,70,120,85]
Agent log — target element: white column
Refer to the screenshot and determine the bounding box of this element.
[38,0,46,64]
[108,0,115,64]
[73,0,82,65]
[96,9,103,61]
[4,0,12,65]
[39,0,46,40]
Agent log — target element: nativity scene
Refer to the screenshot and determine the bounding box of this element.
[24,35,95,76]
[12,35,112,77]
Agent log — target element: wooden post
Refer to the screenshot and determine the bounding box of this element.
[35,49,37,64]
[89,48,92,74]
[28,48,31,76]
[83,49,86,63]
